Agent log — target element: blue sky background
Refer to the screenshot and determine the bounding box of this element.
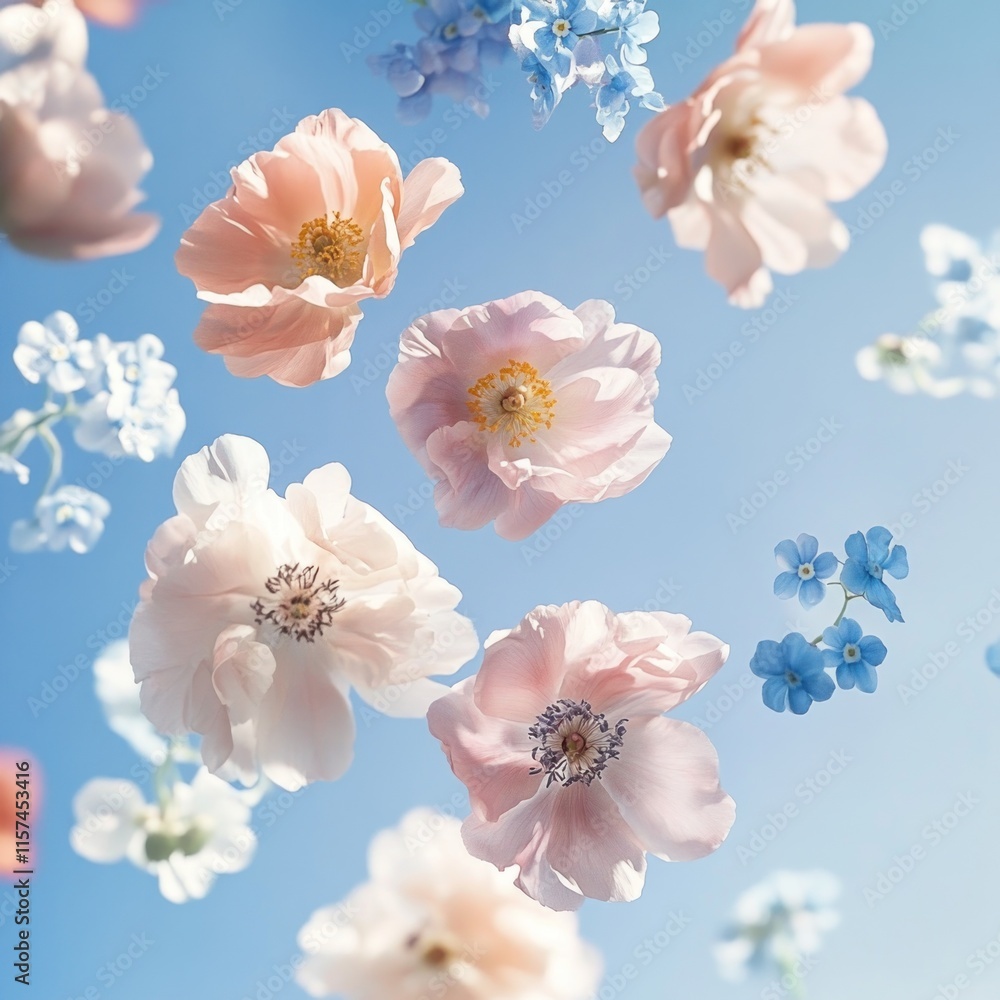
[3,1,1000,997]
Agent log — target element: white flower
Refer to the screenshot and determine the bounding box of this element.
[93,639,169,762]
[855,333,963,397]
[296,809,602,1000]
[0,403,61,485]
[130,434,478,791]
[714,870,840,983]
[13,311,93,392]
[69,768,256,903]
[74,333,185,462]
[10,484,110,553]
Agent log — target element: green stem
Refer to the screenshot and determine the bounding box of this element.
[808,582,861,645]
[36,424,63,496]
[0,402,67,453]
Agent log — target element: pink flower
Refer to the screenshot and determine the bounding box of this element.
[72,0,142,26]
[175,108,464,387]
[427,601,736,910]
[385,292,671,541]
[130,434,478,791]
[634,0,886,307]
[0,0,159,258]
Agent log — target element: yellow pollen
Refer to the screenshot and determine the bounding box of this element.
[467,360,556,447]
[291,213,364,286]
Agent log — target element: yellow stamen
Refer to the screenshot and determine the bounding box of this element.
[467,360,556,447]
[290,213,364,285]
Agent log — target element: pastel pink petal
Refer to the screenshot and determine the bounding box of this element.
[385,352,471,458]
[493,483,565,541]
[759,23,874,94]
[602,717,735,861]
[428,677,542,821]
[211,624,277,725]
[425,422,510,531]
[0,105,73,229]
[256,645,356,791]
[667,197,712,251]
[634,102,701,216]
[74,0,141,26]
[736,0,795,51]
[396,156,464,250]
[172,433,271,524]
[364,176,401,296]
[702,207,773,308]
[11,209,159,260]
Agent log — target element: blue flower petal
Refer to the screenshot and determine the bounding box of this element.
[788,686,814,715]
[796,533,819,564]
[882,544,909,580]
[840,618,863,645]
[774,571,800,599]
[865,578,903,623]
[774,538,802,570]
[823,648,844,669]
[750,639,786,678]
[762,676,789,712]
[854,662,879,693]
[802,669,835,701]
[987,641,1000,677]
[836,662,856,689]
[783,633,824,674]
[858,634,887,666]
[798,577,826,610]
[840,559,868,595]
[812,551,838,579]
[844,530,868,563]
[865,526,893,566]
[821,624,845,650]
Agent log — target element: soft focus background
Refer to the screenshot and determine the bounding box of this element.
[2,1,1000,998]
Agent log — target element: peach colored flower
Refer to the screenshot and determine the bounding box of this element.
[634,0,886,307]
[427,601,735,910]
[73,0,141,26]
[0,0,158,258]
[130,434,478,791]
[1,749,39,880]
[385,292,671,541]
[175,107,464,387]
[296,809,602,1000]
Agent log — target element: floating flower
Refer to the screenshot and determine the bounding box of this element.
[10,485,110,554]
[987,641,1000,678]
[821,618,885,692]
[70,0,143,26]
[750,632,834,715]
[0,0,158,258]
[427,600,734,910]
[69,768,255,903]
[130,434,478,791]
[296,808,602,999]
[386,292,671,541]
[175,108,463,386]
[13,311,93,393]
[841,526,908,623]
[634,0,886,306]
[772,533,837,609]
[715,870,840,983]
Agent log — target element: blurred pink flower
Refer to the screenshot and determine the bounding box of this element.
[72,0,141,26]
[427,601,735,910]
[385,292,671,541]
[130,434,477,791]
[175,107,464,387]
[634,0,886,307]
[0,0,158,257]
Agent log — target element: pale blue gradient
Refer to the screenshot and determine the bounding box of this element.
[2,2,1000,999]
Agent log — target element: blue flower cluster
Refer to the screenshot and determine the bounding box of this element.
[368,0,514,124]
[369,0,663,139]
[751,528,909,714]
[2,311,185,554]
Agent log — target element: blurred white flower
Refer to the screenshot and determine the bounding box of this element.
[13,311,93,392]
[296,809,602,1000]
[70,767,256,903]
[10,484,109,553]
[93,639,168,762]
[714,869,840,983]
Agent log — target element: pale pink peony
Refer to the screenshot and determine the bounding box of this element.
[634,0,886,307]
[296,809,602,1000]
[175,108,464,387]
[427,601,735,910]
[0,0,158,257]
[129,434,478,791]
[385,292,671,541]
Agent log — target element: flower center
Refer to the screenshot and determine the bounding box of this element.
[290,213,364,286]
[49,343,70,362]
[785,671,801,686]
[442,21,460,40]
[528,699,627,787]
[797,563,814,580]
[55,503,76,524]
[843,644,860,663]
[869,562,883,580]
[467,360,556,447]
[251,563,346,642]
[553,18,571,36]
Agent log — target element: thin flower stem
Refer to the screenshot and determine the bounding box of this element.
[36,424,63,496]
[808,582,861,645]
[0,402,67,452]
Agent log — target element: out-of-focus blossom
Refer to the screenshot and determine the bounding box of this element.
[72,0,142,26]
[0,405,57,484]
[93,639,169,762]
[296,808,602,999]
[0,749,39,881]
[0,0,158,258]
[10,484,109,553]
[130,434,478,791]
[175,108,463,386]
[428,601,734,910]
[13,311,93,392]
[70,768,255,903]
[386,292,671,541]
[634,0,886,307]
[715,870,840,982]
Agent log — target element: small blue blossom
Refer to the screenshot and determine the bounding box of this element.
[986,641,1000,678]
[594,54,662,141]
[601,0,659,65]
[773,533,838,609]
[841,526,908,623]
[13,311,93,393]
[521,52,562,126]
[10,486,110,555]
[821,618,886,693]
[750,633,835,715]
[523,0,598,73]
